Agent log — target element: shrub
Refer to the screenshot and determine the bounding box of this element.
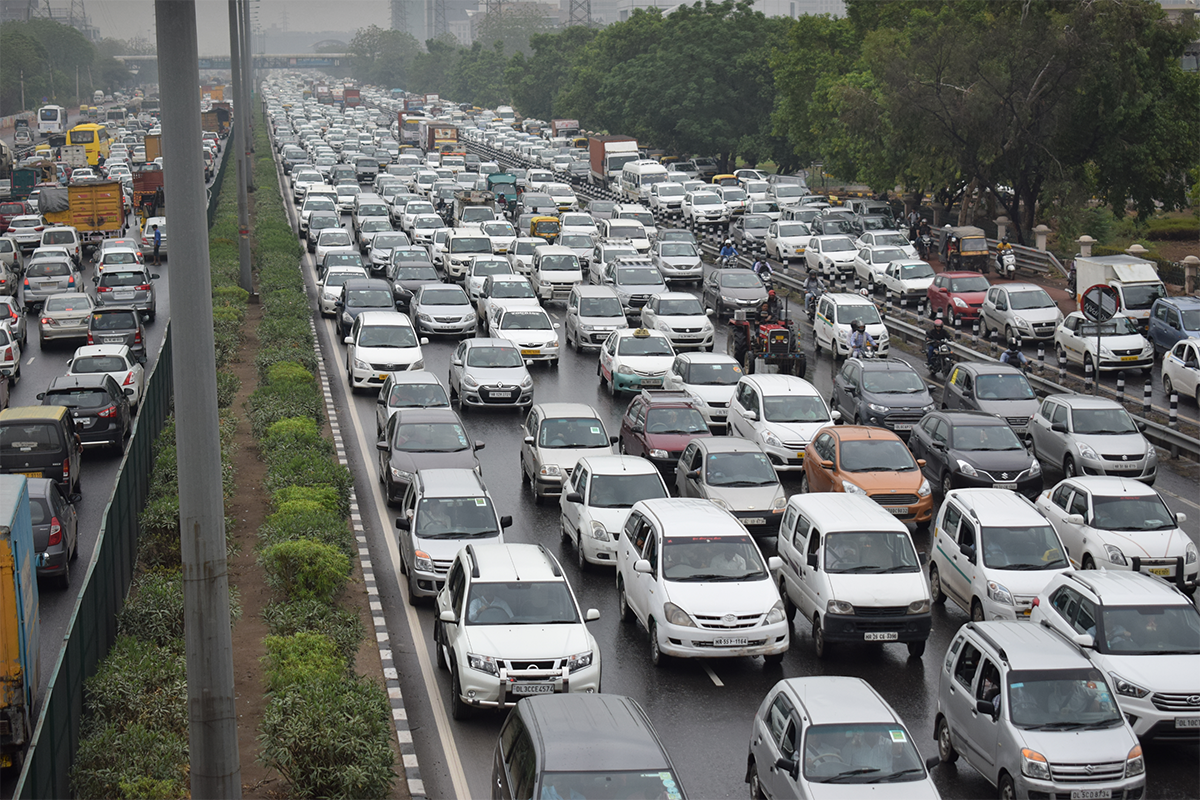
[260,539,350,603]
[257,676,395,799]
[261,416,332,464]
[273,484,342,514]
[213,286,250,307]
[262,631,347,694]
[248,380,323,439]
[215,370,241,409]
[82,636,188,734]
[261,599,365,662]
[258,503,352,556]
[268,360,314,386]
[264,454,352,516]
[255,345,319,382]
[71,723,189,800]
[137,495,180,569]
[117,570,185,646]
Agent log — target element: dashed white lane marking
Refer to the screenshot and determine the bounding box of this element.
[703,663,724,687]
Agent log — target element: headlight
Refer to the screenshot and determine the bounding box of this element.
[662,602,695,627]
[463,374,479,388]
[389,467,414,483]
[765,601,785,624]
[923,404,936,412]
[841,480,866,495]
[353,358,370,370]
[1016,317,1032,331]
[566,650,593,673]
[1021,748,1050,781]
[1126,745,1145,778]
[520,374,534,388]
[986,580,1014,606]
[418,313,432,322]
[461,314,474,323]
[953,297,968,308]
[1030,459,1041,475]
[956,459,978,477]
[411,359,424,370]
[709,497,731,510]
[826,599,855,615]
[907,599,930,614]
[867,403,889,414]
[1077,443,1099,461]
[917,479,931,497]
[467,653,499,676]
[649,448,669,459]
[720,294,736,303]
[539,464,561,477]
[580,322,596,332]
[1186,542,1197,564]
[589,521,611,541]
[1104,544,1129,566]
[1110,673,1149,698]
[761,430,783,448]
[772,495,787,510]
[413,549,434,572]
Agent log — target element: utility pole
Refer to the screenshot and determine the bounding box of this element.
[240,0,255,189]
[75,65,79,105]
[20,70,25,113]
[153,3,242,798]
[229,0,252,294]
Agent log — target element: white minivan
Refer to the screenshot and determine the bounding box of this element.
[774,494,932,659]
[619,159,669,203]
[813,292,891,358]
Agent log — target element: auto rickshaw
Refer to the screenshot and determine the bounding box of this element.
[530,216,560,243]
[711,174,739,187]
[942,225,989,272]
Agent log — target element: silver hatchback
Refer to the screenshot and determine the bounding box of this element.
[21,258,82,313]
[38,292,96,345]
[95,266,159,321]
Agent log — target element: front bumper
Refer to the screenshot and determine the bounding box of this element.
[612,371,666,394]
[658,264,703,282]
[1075,454,1156,483]
[575,326,618,348]
[350,361,422,388]
[459,384,533,408]
[656,617,789,660]
[578,527,619,566]
[865,492,933,525]
[947,468,1043,500]
[420,317,476,335]
[820,610,931,644]
[1118,693,1200,741]
[730,508,784,535]
[513,345,560,363]
[761,442,806,472]
[1096,355,1154,372]
[662,329,714,351]
[1015,771,1143,800]
[457,660,600,709]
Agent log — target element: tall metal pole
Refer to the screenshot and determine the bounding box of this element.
[154,3,242,798]
[228,0,252,293]
[240,0,255,191]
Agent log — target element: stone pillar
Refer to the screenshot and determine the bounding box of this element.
[1033,224,1051,251]
[995,216,1011,241]
[1076,235,1095,258]
[1125,244,1149,258]
[932,202,945,227]
[1183,255,1199,294]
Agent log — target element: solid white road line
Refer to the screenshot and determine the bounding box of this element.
[703,663,724,687]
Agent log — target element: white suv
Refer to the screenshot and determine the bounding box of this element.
[433,543,601,719]
[1029,569,1200,741]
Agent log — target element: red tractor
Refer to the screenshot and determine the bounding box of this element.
[726,300,807,378]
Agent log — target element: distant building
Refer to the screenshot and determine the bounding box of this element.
[610,0,841,22]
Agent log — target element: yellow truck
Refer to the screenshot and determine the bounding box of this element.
[144,133,161,163]
[40,180,127,250]
[0,476,38,770]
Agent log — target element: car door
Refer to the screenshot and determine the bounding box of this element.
[814,296,835,348]
[964,656,1002,776]
[929,275,948,317]
[449,340,467,393]
[945,639,983,765]
[797,518,825,621]
[807,432,837,493]
[641,295,657,329]
[1059,316,1083,362]
[664,356,686,392]
[562,465,587,542]
[1031,398,1065,465]
[727,380,752,440]
[1056,486,1092,568]
[599,333,617,382]
[622,513,653,621]
[398,483,417,571]
[934,501,971,605]
[910,415,936,475]
[752,692,803,800]
[677,442,704,497]
[620,400,647,457]
[520,408,540,481]
[981,287,1002,331]
[832,360,859,418]
[923,417,951,481]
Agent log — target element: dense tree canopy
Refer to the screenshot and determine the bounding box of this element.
[0,18,122,114]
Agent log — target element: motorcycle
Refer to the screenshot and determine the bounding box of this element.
[918,234,934,261]
[720,253,738,268]
[996,248,1016,279]
[804,285,824,321]
[1066,266,1077,296]
[927,341,954,377]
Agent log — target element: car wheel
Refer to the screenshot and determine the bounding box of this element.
[971,598,985,622]
[936,717,959,764]
[575,531,590,573]
[449,663,472,720]
[434,627,447,670]
[1163,376,1175,397]
[907,640,925,659]
[608,372,618,398]
[782,583,797,623]
[1063,455,1077,478]
[799,473,810,494]
[941,472,954,497]
[406,571,419,606]
[762,651,784,668]
[617,578,634,622]
[649,620,668,668]
[930,564,947,605]
[1083,554,1096,570]
[748,761,765,800]
[999,773,1016,800]
[56,558,70,591]
[812,615,828,659]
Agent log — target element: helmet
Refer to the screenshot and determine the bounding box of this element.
[933,318,944,328]
[859,288,869,298]
[725,239,732,245]
[768,290,776,298]
[852,319,864,331]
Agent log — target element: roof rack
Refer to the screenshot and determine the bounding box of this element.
[964,621,1009,665]
[465,544,481,578]
[638,389,695,406]
[536,543,562,577]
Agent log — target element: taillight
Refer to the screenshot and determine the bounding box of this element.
[47,517,62,546]
[133,331,141,343]
[87,332,94,344]
[2,347,11,361]
[40,316,53,325]
[98,404,118,418]
[136,284,150,291]
[34,226,43,232]
[97,286,111,292]
[23,278,29,288]
[123,372,135,386]
[62,458,69,480]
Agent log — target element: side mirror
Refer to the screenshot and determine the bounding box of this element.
[609,435,619,445]
[917,458,926,468]
[553,322,561,329]
[631,424,644,434]
[687,468,701,480]
[1050,421,1068,433]
[633,559,653,575]
[376,440,389,451]
[565,491,583,504]
[500,515,513,529]
[706,308,715,316]
[451,357,462,367]
[151,273,160,280]
[69,492,82,504]
[807,552,819,570]
[124,388,135,396]
[976,699,998,718]
[523,435,534,445]
[1065,513,1085,525]
[767,556,784,572]
[1073,633,1095,649]
[585,608,600,622]
[439,609,457,624]
[419,337,429,345]
[918,550,928,565]
[343,336,353,345]
[961,545,977,563]
[36,392,44,399]
[474,441,485,451]
[743,410,758,422]
[1136,421,1147,432]
[831,410,842,422]
[925,756,941,771]
[774,757,800,781]
[820,459,834,470]
[1175,512,1187,525]
[395,517,411,531]
[847,385,858,396]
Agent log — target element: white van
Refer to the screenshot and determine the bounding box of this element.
[812,292,890,358]
[619,159,669,203]
[774,493,932,659]
[530,244,583,302]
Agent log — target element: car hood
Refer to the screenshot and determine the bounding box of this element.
[539,445,614,472]
[657,314,710,329]
[462,623,594,660]
[389,449,478,473]
[762,419,833,444]
[718,286,768,301]
[975,398,1040,421]
[826,251,857,264]
[1084,525,1191,560]
[466,365,529,384]
[356,343,422,364]
[897,277,935,292]
[658,255,702,267]
[862,390,933,411]
[1098,652,1200,692]
[1071,432,1148,458]
[775,235,809,246]
[1096,334,1150,351]
[685,384,737,406]
[415,532,502,563]
[950,447,1037,474]
[419,303,474,316]
[705,483,783,513]
[1012,306,1061,325]
[646,431,711,450]
[823,571,928,606]
[663,576,779,616]
[808,779,940,800]
[1013,726,1136,766]
[950,290,988,305]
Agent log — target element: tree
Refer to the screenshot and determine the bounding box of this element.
[475,5,555,58]
[505,26,597,120]
[451,41,509,109]
[408,36,462,96]
[348,24,423,88]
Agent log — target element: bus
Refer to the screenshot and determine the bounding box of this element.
[37,105,67,137]
[142,98,160,116]
[66,123,112,166]
[105,107,127,128]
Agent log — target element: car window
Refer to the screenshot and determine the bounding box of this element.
[767,694,797,755]
[953,641,982,690]
[642,531,659,572]
[1068,491,1088,518]
[941,503,961,539]
[957,518,977,551]
[1050,484,1072,510]
[976,659,1001,709]
[1051,403,1068,427]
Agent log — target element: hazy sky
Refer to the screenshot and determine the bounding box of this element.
[89,1,390,55]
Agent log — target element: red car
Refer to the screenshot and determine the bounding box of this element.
[926,270,990,327]
[0,200,31,235]
[617,390,712,473]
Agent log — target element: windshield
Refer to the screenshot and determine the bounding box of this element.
[952,425,1024,451]
[386,382,448,409]
[421,288,469,306]
[974,374,1035,400]
[618,268,664,286]
[559,234,592,249]
[685,361,741,386]
[415,497,498,538]
[1179,309,1200,329]
[471,260,511,277]
[692,194,721,206]
[394,267,437,281]
[861,370,926,395]
[899,263,934,280]
[324,253,364,268]
[1098,604,1200,655]
[492,282,535,299]
[607,224,643,239]
[466,346,524,368]
[305,198,335,211]
[645,408,708,434]
[1090,494,1177,532]
[803,723,926,784]
[663,534,767,581]
[320,231,352,246]
[345,289,392,308]
[719,272,764,289]
[538,418,609,448]
[579,297,624,318]
[705,452,777,487]
[71,355,127,373]
[658,185,684,197]
[391,422,470,452]
[1007,669,1123,730]
[540,254,578,271]
[660,243,698,257]
[837,304,882,325]
[620,212,654,228]
[657,298,704,317]
[744,215,772,229]
[101,271,150,287]
[1009,289,1054,310]
[358,324,417,348]
[43,388,110,409]
[449,238,490,254]
[373,234,408,249]
[763,395,829,423]
[777,224,808,237]
[586,473,666,508]
[1079,318,1140,337]
[839,440,917,472]
[825,531,920,574]
[362,220,390,232]
[481,222,515,237]
[27,262,71,277]
[949,276,990,293]
[461,207,494,222]
[1070,407,1138,435]
[618,337,673,357]
[1122,282,1166,310]
[981,526,1067,569]
[602,248,637,262]
[413,216,442,229]
[822,238,856,253]
[538,770,682,799]
[499,311,552,331]
[875,233,908,248]
[464,581,578,625]
[722,189,747,202]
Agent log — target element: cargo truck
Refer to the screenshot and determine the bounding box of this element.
[420,121,458,153]
[551,119,581,138]
[589,135,638,189]
[41,180,128,249]
[0,475,38,771]
[344,88,361,108]
[1073,254,1166,333]
[144,133,161,163]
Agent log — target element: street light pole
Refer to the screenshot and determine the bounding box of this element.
[228,0,252,293]
[154,3,242,797]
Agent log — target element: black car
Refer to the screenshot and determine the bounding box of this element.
[86,306,147,363]
[376,408,483,505]
[306,211,342,254]
[318,251,367,279]
[908,410,1044,499]
[336,278,396,338]
[831,357,935,437]
[39,373,133,452]
[29,477,79,589]
[387,264,441,311]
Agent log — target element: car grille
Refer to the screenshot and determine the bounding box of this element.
[1112,348,1141,357]
[1005,416,1032,427]
[855,606,907,617]
[1101,454,1142,462]
[434,316,462,323]
[632,367,664,378]
[1031,322,1055,334]
[870,493,919,506]
[693,612,763,630]
[1152,692,1200,712]
[431,557,453,575]
[708,401,728,409]
[692,638,768,648]
[781,440,807,450]
[502,659,558,671]
[675,327,703,334]
[885,412,925,425]
[1048,760,1125,784]
[371,363,407,372]
[976,467,1031,482]
[628,295,650,308]
[480,386,519,404]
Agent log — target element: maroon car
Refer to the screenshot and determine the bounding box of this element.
[618,390,712,473]
[926,270,990,327]
[0,200,31,235]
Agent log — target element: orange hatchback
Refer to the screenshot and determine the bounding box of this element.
[801,425,933,529]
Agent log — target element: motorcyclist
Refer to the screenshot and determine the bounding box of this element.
[849,319,875,357]
[1000,336,1030,370]
[926,317,952,367]
[719,239,739,265]
[753,257,773,280]
[803,272,825,314]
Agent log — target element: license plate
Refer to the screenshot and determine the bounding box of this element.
[1120,356,1139,362]
[114,290,135,300]
[640,379,662,388]
[78,417,93,425]
[490,392,514,399]
[892,423,913,432]
[742,518,766,526]
[714,637,749,647]
[864,632,899,642]
[795,452,805,459]
[512,683,554,695]
[994,482,1017,490]
[1148,567,1172,576]
[377,374,389,381]
[1071,790,1111,800]
[885,507,908,516]
[520,349,540,356]
[18,471,42,478]
[1175,718,1200,729]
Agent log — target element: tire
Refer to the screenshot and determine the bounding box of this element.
[406,571,419,606]
[799,473,810,493]
[1082,554,1096,570]
[763,652,784,667]
[1004,324,1014,345]
[617,579,634,622]
[748,761,765,800]
[999,773,1016,800]
[576,531,590,572]
[449,663,473,720]
[941,472,954,497]
[649,620,668,667]
[782,584,797,623]
[812,615,828,658]
[971,599,985,622]
[936,717,959,764]
[1063,455,1077,478]
[55,558,70,590]
[930,564,947,605]
[434,625,448,670]
[907,640,926,659]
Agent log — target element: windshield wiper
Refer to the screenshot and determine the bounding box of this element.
[837,565,883,573]
[676,572,737,582]
[1002,563,1049,571]
[868,768,924,783]
[878,565,919,574]
[713,480,773,487]
[821,768,881,783]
